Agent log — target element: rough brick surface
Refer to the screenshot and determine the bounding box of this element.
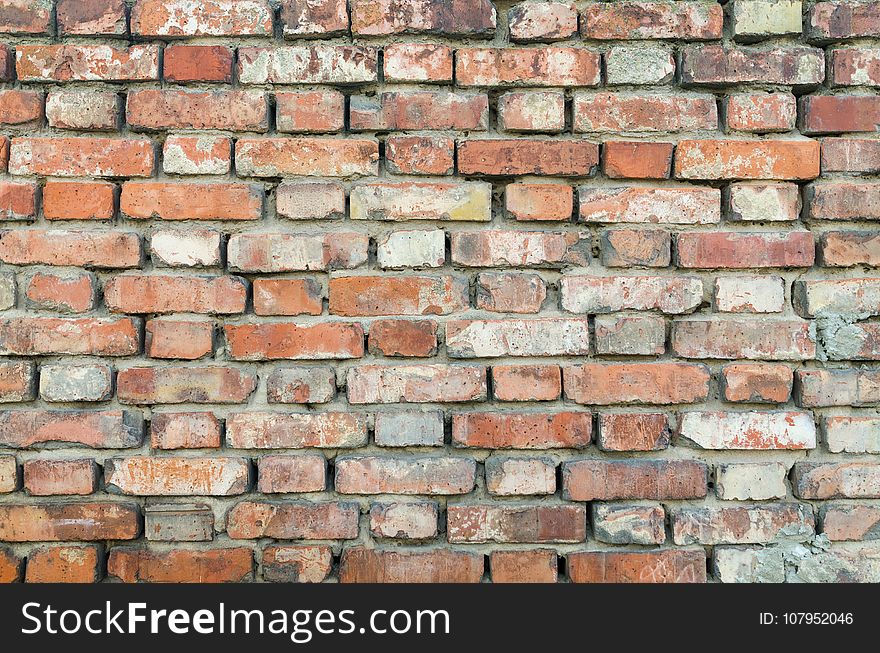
[0,0,870,585]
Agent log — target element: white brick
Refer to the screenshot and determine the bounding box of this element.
[713,546,785,583]
[485,457,556,496]
[731,1,803,40]
[605,44,676,85]
[39,364,113,402]
[825,416,880,454]
[716,462,788,500]
[715,275,785,313]
[374,411,445,447]
[727,183,800,221]
[377,230,445,269]
[151,230,221,268]
[679,411,817,450]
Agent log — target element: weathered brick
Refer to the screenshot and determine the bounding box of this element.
[24,459,97,496]
[145,504,214,542]
[492,365,561,402]
[452,230,588,267]
[722,363,793,403]
[0,456,18,493]
[339,547,483,583]
[579,187,721,224]
[25,271,96,313]
[236,137,378,178]
[679,231,814,269]
[108,548,253,583]
[25,545,100,583]
[452,412,592,449]
[560,275,703,314]
[598,413,670,451]
[715,275,785,313]
[671,318,816,360]
[347,364,486,404]
[0,229,140,269]
[564,363,711,405]
[277,182,346,220]
[794,462,880,499]
[603,141,673,179]
[459,139,599,176]
[116,366,257,404]
[150,229,222,268]
[105,456,249,496]
[257,455,326,494]
[163,45,233,83]
[490,550,557,583]
[145,318,214,360]
[0,409,143,449]
[377,229,446,269]
[330,275,468,316]
[226,412,367,449]
[456,47,601,87]
[600,229,672,267]
[122,182,262,221]
[485,457,556,496]
[384,43,453,83]
[267,367,335,404]
[725,92,797,132]
[263,545,333,583]
[716,462,788,500]
[0,181,36,221]
[499,91,565,132]
[16,45,160,82]
[678,411,816,449]
[162,137,231,176]
[281,0,348,37]
[46,91,118,131]
[824,416,880,454]
[150,412,222,450]
[807,182,880,221]
[0,361,35,403]
[10,137,155,177]
[350,91,488,131]
[374,411,444,447]
[369,501,438,540]
[793,278,880,318]
[238,46,378,84]
[581,2,723,40]
[802,95,880,134]
[594,314,666,355]
[822,138,880,174]
[809,1,880,40]
[509,2,577,42]
[336,456,475,495]
[446,319,592,357]
[448,504,586,543]
[105,275,246,314]
[0,0,51,34]
[131,0,273,36]
[0,547,21,582]
[385,135,454,176]
[228,233,367,273]
[605,44,676,85]
[830,47,880,86]
[674,139,820,180]
[726,183,800,221]
[350,0,496,36]
[505,183,574,221]
[0,90,42,128]
[592,504,666,545]
[351,181,491,222]
[823,505,880,541]
[227,501,358,540]
[563,460,707,501]
[225,322,364,360]
[671,504,815,544]
[681,44,824,86]
[568,550,706,583]
[0,503,140,542]
[731,0,803,40]
[369,319,438,357]
[0,317,140,357]
[277,90,344,133]
[253,279,323,317]
[39,363,113,402]
[795,369,880,407]
[574,92,718,133]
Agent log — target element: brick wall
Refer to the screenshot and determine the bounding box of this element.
[0,0,878,584]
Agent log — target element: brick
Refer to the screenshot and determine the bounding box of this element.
[680,44,824,86]
[0,503,140,542]
[715,275,785,313]
[145,504,213,542]
[281,0,348,37]
[105,275,246,315]
[452,412,592,449]
[600,229,671,267]
[117,367,256,405]
[581,1,723,40]
[0,456,17,492]
[809,1,880,40]
[236,137,379,178]
[238,46,378,84]
[722,363,793,403]
[562,460,707,501]
[145,318,214,360]
[790,543,880,583]
[350,0,496,36]
[802,95,880,134]
[603,142,673,179]
[672,317,816,360]
[46,91,118,131]
[150,412,222,450]
[807,182,880,220]
[377,229,445,269]
[592,504,666,545]
[0,548,22,582]
[574,92,717,133]
[679,411,816,450]
[568,550,706,583]
[793,278,880,318]
[277,182,346,220]
[0,409,142,449]
[490,550,557,583]
[0,90,42,128]
[267,367,335,405]
[446,319,592,357]
[594,314,666,355]
[0,274,13,310]
[347,364,486,404]
[350,91,488,131]
[277,90,344,133]
[162,137,231,176]
[131,0,273,36]
[579,187,721,224]
[225,322,364,361]
[10,137,154,178]
[164,45,233,83]
[16,45,160,82]
[731,0,803,39]
[794,462,880,499]
[370,501,438,540]
[384,44,453,83]
[330,275,468,316]
[456,47,601,87]
[824,416,880,454]
[509,2,577,41]
[228,233,367,272]
[25,271,96,313]
[560,275,703,314]
[485,457,556,496]
[727,183,801,222]
[0,136,8,172]
[258,455,326,494]
[0,229,140,269]
[374,411,444,447]
[821,138,880,174]
[453,230,588,267]
[459,139,598,177]
[818,322,880,361]
[336,456,475,495]
[0,0,50,34]
[675,139,820,180]
[108,548,253,583]
[598,413,670,451]
[385,135,454,175]
[24,459,97,496]
[671,504,815,544]
[25,546,100,583]
[105,456,249,496]
[795,369,880,407]
[499,91,565,132]
[253,279,323,317]
[351,181,491,222]
[0,361,35,402]
[605,44,676,85]
[0,46,10,81]
[716,462,788,500]
[150,229,222,268]
[226,412,367,449]
[505,184,574,221]
[369,319,438,357]
[830,47,880,86]
[339,547,483,583]
[564,363,711,405]
[128,89,267,132]
[726,92,797,132]
[492,364,561,401]
[0,182,36,220]
[448,504,586,543]
[0,317,140,357]
[227,501,358,540]
[823,505,880,541]
[43,181,115,220]
[478,270,547,313]
[39,363,113,402]
[263,545,333,583]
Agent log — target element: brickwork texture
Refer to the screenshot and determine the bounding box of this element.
[0,0,879,583]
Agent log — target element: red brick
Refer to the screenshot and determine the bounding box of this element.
[0,46,11,81]
[224,322,364,361]
[384,43,453,83]
[128,89,267,132]
[492,364,561,401]
[330,275,467,317]
[339,547,483,583]
[350,91,488,131]
[105,275,246,315]
[236,137,379,177]
[452,412,592,449]
[726,92,797,132]
[603,141,673,179]
[336,456,476,495]
[0,317,140,357]
[447,504,586,543]
[0,229,140,268]
[16,45,159,82]
[821,231,880,267]
[830,47,880,86]
[56,0,125,35]
[280,0,348,37]
[581,1,723,40]
[822,138,880,174]
[0,548,21,582]
[564,363,711,405]
[563,459,707,500]
[226,412,367,449]
[476,270,549,310]
[0,409,143,449]
[9,137,154,177]
[369,319,438,357]
[42,181,115,220]
[350,0,496,36]
[568,550,706,583]
[823,505,880,541]
[681,44,825,86]
[25,545,100,583]
[490,550,557,583]
[24,459,97,496]
[1,1,49,34]
[598,413,671,451]
[151,412,222,450]
[263,545,333,583]
[105,456,250,496]
[674,139,820,180]
[600,229,672,267]
[505,183,574,221]
[722,363,793,403]
[0,90,42,128]
[456,47,601,87]
[794,462,880,499]
[253,279,324,316]
[145,318,214,360]
[227,501,358,540]
[132,0,273,36]
[385,135,454,175]
[0,362,34,402]
[0,503,140,542]
[346,364,486,404]
[0,136,8,172]
[672,317,816,360]
[163,45,233,83]
[0,181,36,220]
[807,182,880,220]
[277,90,344,133]
[676,231,815,268]
[258,455,326,494]
[509,2,577,42]
[809,1,880,40]
[458,139,599,176]
[25,271,96,313]
[575,92,717,132]
[108,548,253,583]
[117,367,256,405]
[801,95,880,134]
